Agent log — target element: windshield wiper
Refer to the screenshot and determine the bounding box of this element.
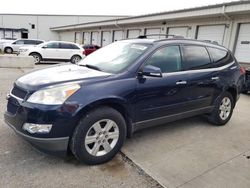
[79,64,101,71]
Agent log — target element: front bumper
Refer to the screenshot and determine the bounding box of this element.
[5,117,69,156]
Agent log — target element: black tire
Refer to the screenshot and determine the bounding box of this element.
[4,47,13,54]
[70,55,82,64]
[207,91,234,126]
[70,106,127,165]
[30,53,42,64]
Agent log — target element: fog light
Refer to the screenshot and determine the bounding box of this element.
[22,123,52,134]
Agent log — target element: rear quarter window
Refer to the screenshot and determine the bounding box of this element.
[182,45,211,70]
[207,47,234,67]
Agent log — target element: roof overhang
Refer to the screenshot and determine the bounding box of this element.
[51,1,250,31]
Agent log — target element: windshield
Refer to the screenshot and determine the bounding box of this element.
[78,42,151,74]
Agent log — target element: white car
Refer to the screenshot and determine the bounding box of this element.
[1,39,44,54]
[19,41,85,64]
[0,38,17,53]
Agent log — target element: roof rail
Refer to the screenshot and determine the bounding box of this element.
[137,34,185,39]
[201,40,219,45]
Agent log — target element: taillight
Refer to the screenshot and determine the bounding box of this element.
[240,67,246,75]
[82,50,86,55]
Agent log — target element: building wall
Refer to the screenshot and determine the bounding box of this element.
[0,14,125,41]
[57,15,249,50]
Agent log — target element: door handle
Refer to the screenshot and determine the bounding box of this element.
[211,76,219,80]
[176,81,187,85]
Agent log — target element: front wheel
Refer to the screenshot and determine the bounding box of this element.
[70,107,126,165]
[207,92,234,126]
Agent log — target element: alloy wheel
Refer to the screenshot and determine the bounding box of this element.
[85,119,119,157]
[219,97,231,120]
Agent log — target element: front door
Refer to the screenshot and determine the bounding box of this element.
[135,45,191,124]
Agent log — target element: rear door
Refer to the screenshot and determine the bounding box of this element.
[59,43,80,59]
[135,45,191,123]
[40,42,61,59]
[181,45,217,108]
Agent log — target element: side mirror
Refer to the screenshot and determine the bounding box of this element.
[42,46,47,49]
[139,65,163,77]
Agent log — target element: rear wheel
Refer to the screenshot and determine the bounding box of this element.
[70,55,82,64]
[4,47,13,54]
[207,92,234,126]
[30,53,42,64]
[70,107,126,165]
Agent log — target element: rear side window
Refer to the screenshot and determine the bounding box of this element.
[60,43,79,49]
[145,46,182,73]
[207,47,234,67]
[24,40,37,45]
[182,45,211,70]
[45,42,59,49]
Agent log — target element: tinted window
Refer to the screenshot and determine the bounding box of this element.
[14,40,24,45]
[24,40,37,45]
[145,46,182,73]
[207,47,233,67]
[36,40,44,45]
[182,45,211,70]
[60,43,79,49]
[45,42,59,49]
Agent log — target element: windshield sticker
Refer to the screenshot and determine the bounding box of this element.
[130,44,147,51]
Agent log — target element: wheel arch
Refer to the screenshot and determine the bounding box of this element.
[29,51,42,58]
[226,87,237,107]
[74,98,134,138]
[4,46,13,52]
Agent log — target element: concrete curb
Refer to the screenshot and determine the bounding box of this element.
[0,55,34,68]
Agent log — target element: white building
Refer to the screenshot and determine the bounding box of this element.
[0,14,127,41]
[51,1,250,64]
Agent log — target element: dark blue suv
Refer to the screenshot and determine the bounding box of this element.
[4,37,245,164]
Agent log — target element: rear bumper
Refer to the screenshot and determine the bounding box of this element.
[5,118,69,156]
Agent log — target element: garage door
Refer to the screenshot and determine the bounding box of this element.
[4,30,12,38]
[235,23,250,63]
[101,31,111,46]
[13,31,21,39]
[91,32,99,45]
[127,29,141,39]
[113,30,123,42]
[83,32,91,44]
[145,28,162,39]
[197,25,226,45]
[74,32,81,44]
[168,27,189,37]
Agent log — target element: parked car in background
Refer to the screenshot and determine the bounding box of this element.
[0,38,17,53]
[242,67,250,94]
[82,44,100,56]
[19,41,85,64]
[1,39,44,54]
[5,36,245,165]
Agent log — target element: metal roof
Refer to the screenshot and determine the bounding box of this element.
[51,0,250,31]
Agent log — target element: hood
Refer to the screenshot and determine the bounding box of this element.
[16,64,111,90]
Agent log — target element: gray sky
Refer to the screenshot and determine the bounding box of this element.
[0,0,238,16]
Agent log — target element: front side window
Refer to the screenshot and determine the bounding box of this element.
[145,46,182,73]
[182,45,211,70]
[207,47,233,67]
[79,42,150,74]
[14,40,24,45]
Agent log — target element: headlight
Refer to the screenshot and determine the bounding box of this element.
[27,84,80,105]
